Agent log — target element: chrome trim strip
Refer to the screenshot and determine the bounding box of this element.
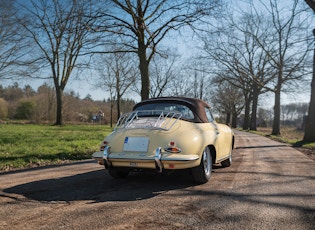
[107,156,199,162]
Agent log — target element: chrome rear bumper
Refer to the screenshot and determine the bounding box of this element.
[92,147,199,172]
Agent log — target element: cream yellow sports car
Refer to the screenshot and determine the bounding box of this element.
[92,97,234,184]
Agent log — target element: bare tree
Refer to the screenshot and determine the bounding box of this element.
[0,0,29,79]
[95,0,223,100]
[304,0,315,142]
[281,102,308,126]
[304,29,315,142]
[202,10,273,131]
[251,0,311,135]
[34,84,56,122]
[149,53,179,98]
[16,0,101,125]
[0,98,8,119]
[168,69,193,97]
[165,57,213,100]
[189,60,209,100]
[96,51,137,124]
[211,78,244,128]
[203,0,311,134]
[257,107,273,127]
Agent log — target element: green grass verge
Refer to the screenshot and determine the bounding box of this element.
[0,124,113,171]
[247,127,315,149]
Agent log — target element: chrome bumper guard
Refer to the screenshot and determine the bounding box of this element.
[155,147,163,173]
[103,146,112,169]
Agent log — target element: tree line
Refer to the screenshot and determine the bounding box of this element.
[1,0,315,142]
[0,82,308,130]
[0,83,135,125]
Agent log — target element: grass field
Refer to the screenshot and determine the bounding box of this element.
[0,124,113,172]
[251,127,315,161]
[254,127,315,148]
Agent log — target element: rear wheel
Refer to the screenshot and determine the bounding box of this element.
[107,168,129,178]
[192,147,212,184]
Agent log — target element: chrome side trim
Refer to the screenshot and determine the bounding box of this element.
[155,147,163,173]
[103,146,112,169]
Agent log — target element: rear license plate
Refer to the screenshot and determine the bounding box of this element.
[123,137,149,152]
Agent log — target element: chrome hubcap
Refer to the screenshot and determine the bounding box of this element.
[203,150,210,175]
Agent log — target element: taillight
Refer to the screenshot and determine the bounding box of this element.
[100,141,108,151]
[164,141,181,153]
[164,147,182,153]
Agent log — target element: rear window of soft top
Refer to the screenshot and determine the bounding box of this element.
[134,102,194,120]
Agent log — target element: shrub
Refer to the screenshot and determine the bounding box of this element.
[0,98,8,119]
[14,100,36,120]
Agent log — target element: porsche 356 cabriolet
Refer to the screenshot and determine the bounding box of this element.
[92,97,234,184]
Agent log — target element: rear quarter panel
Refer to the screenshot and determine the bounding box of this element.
[215,123,233,161]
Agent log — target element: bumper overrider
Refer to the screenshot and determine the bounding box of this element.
[92,146,200,172]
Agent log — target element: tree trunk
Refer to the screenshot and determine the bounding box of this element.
[116,94,121,121]
[110,100,113,128]
[272,86,281,135]
[250,85,259,131]
[304,81,315,142]
[137,4,150,101]
[225,112,231,125]
[303,30,315,142]
[138,45,150,100]
[242,94,251,130]
[232,112,237,128]
[54,86,63,125]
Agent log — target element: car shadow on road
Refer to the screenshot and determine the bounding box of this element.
[3,168,197,203]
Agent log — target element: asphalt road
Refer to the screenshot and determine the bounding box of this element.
[0,130,314,230]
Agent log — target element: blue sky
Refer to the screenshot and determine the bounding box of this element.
[1,0,313,107]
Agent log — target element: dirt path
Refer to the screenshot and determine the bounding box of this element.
[0,130,314,229]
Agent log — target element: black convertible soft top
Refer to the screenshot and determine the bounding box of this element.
[133,97,210,123]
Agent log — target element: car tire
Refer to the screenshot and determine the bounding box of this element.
[192,147,212,184]
[221,147,232,167]
[107,168,129,178]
